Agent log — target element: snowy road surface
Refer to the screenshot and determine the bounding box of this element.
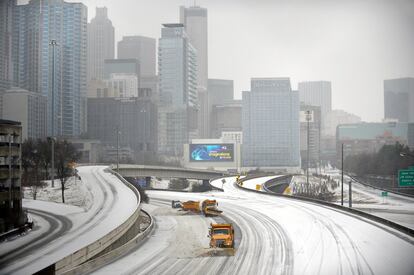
[95,176,414,275]
[0,166,138,275]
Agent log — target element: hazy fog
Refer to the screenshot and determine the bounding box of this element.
[64,0,414,121]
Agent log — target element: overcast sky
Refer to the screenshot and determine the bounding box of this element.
[68,0,414,121]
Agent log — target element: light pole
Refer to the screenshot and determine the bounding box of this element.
[341,143,344,206]
[117,127,120,173]
[305,110,312,194]
[49,39,57,188]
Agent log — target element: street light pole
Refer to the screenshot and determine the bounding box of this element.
[341,143,344,206]
[49,39,57,188]
[117,127,120,173]
[305,110,312,194]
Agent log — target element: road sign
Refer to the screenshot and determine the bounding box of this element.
[398,169,414,187]
[381,191,388,197]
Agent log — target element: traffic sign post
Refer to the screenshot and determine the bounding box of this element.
[398,169,414,187]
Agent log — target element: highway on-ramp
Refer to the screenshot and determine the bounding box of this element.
[94,176,414,275]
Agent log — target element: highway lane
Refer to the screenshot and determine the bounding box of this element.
[0,209,72,270]
[0,166,138,275]
[95,176,414,275]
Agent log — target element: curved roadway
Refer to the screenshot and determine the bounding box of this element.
[95,176,414,275]
[0,166,137,275]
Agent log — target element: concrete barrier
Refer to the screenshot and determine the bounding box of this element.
[54,168,142,274]
[61,209,154,275]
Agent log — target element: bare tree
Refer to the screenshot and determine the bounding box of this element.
[55,140,81,203]
[21,139,47,199]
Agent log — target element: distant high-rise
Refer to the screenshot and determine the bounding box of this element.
[298,81,332,131]
[242,78,300,170]
[323,109,361,137]
[118,36,156,78]
[88,7,115,81]
[0,0,13,92]
[103,59,140,79]
[180,6,208,138]
[384,77,414,122]
[210,100,242,138]
[87,96,158,162]
[12,0,87,137]
[208,79,234,137]
[104,73,139,98]
[1,88,47,140]
[180,6,207,89]
[158,23,197,155]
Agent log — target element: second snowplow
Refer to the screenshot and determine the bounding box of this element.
[171,199,223,216]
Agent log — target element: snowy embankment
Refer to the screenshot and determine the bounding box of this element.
[0,166,138,275]
[23,176,93,209]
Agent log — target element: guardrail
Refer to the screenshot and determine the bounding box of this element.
[235,176,414,238]
[54,168,142,274]
[62,209,154,275]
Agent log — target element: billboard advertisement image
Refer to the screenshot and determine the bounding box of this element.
[190,144,234,162]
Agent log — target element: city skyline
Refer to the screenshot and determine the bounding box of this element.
[65,0,414,122]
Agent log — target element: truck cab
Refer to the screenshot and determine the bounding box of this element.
[208,223,234,248]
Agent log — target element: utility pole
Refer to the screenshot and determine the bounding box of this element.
[341,143,344,206]
[306,110,312,194]
[117,127,120,173]
[49,40,57,188]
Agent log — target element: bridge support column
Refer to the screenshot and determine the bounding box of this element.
[145,177,151,187]
[202,179,209,187]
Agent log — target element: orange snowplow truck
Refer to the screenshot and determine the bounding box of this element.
[208,223,234,248]
[171,199,222,216]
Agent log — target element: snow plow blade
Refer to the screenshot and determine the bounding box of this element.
[207,248,235,257]
[204,208,223,216]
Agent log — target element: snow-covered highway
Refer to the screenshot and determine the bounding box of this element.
[95,176,414,275]
[0,166,138,275]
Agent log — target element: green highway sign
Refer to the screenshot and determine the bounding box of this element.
[381,191,388,197]
[399,169,414,187]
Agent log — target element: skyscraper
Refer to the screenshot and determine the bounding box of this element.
[384,77,414,122]
[88,7,115,81]
[12,0,87,137]
[180,5,208,138]
[0,0,13,92]
[298,81,332,130]
[242,78,300,170]
[180,6,207,89]
[158,23,197,156]
[117,36,156,78]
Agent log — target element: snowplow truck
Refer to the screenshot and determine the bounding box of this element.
[171,199,222,216]
[209,223,234,249]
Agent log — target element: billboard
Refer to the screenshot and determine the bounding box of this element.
[190,144,234,162]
